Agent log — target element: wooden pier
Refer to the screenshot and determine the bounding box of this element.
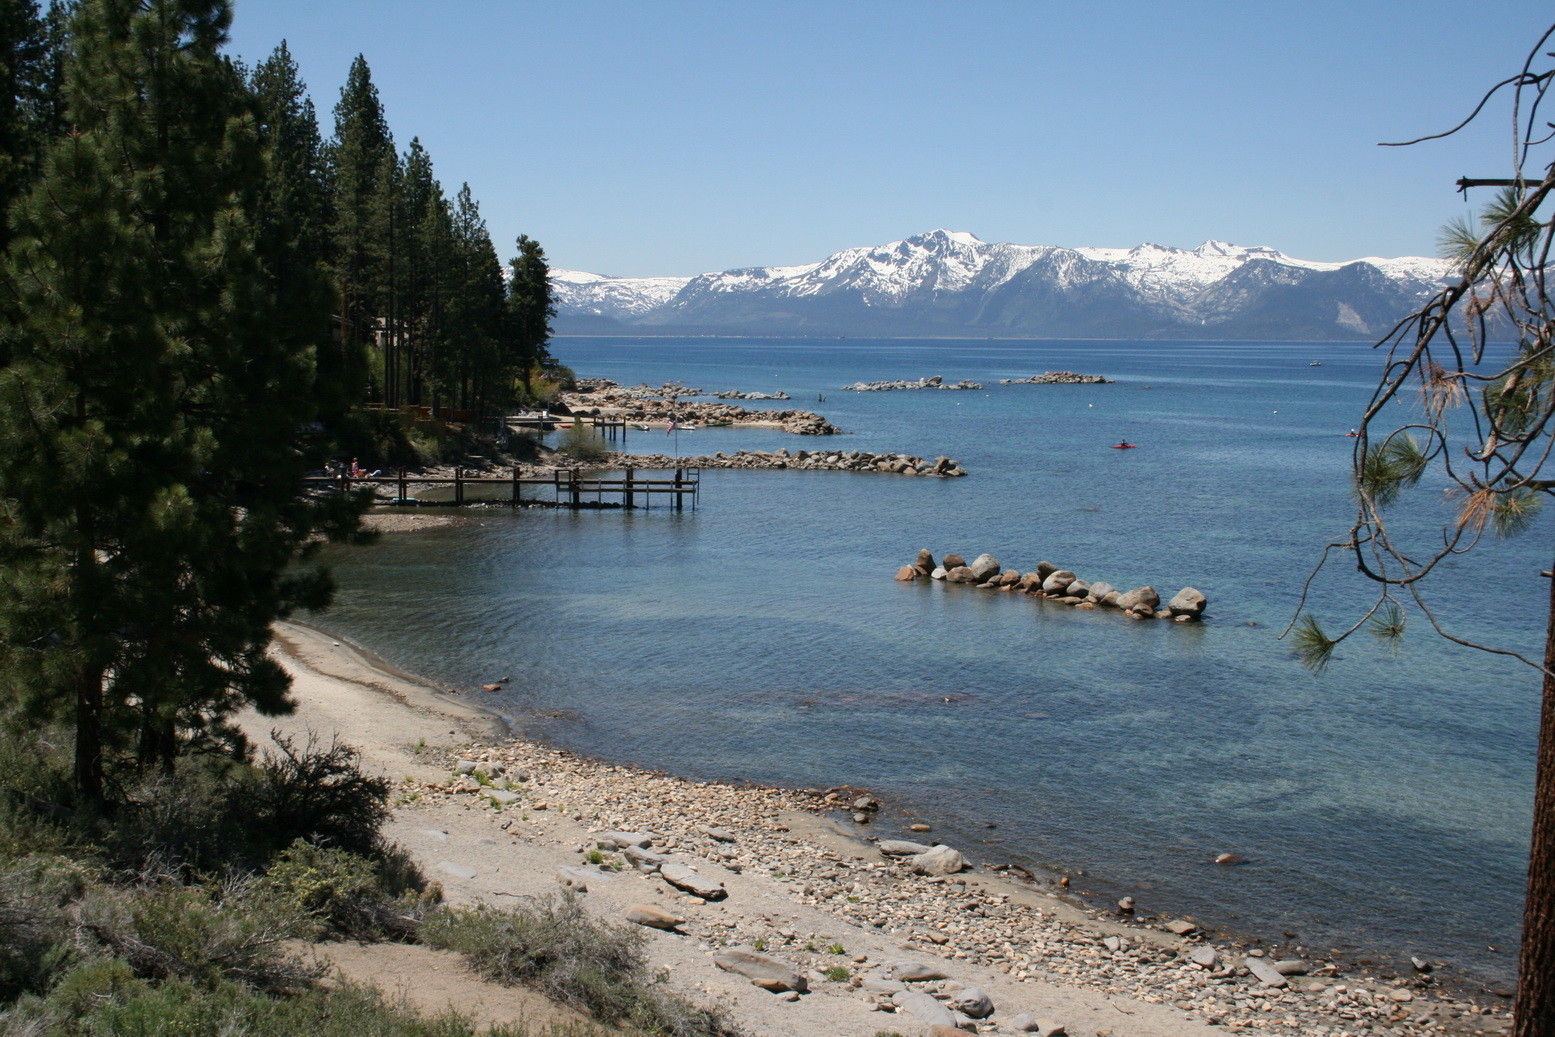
[303,466,698,510]
[506,413,629,444]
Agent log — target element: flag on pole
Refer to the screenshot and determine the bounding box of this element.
[667,421,676,435]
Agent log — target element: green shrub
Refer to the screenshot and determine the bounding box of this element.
[420,895,742,1037]
[0,854,89,999]
[248,733,392,860]
[823,965,850,982]
[98,733,392,878]
[76,881,316,992]
[555,424,610,463]
[6,964,598,1037]
[253,839,438,940]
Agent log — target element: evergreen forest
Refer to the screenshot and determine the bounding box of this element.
[0,6,689,1036]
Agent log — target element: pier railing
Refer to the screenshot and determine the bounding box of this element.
[302,466,699,510]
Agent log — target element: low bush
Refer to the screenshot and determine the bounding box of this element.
[2,962,604,1037]
[247,733,392,859]
[0,854,89,1000]
[555,424,610,463]
[75,880,316,992]
[253,839,438,940]
[421,895,742,1037]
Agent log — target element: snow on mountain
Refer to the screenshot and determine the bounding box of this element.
[551,230,1457,339]
[549,269,690,318]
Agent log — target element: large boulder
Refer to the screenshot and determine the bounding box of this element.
[876,839,934,857]
[945,566,977,584]
[1114,586,1160,611]
[908,844,966,876]
[1087,581,1117,605]
[625,903,684,930]
[714,948,808,992]
[968,553,1001,583]
[948,986,995,1019]
[998,569,1022,587]
[915,549,936,572]
[1167,587,1207,618]
[930,567,948,580]
[886,960,952,982]
[895,566,918,582]
[1067,579,1091,598]
[659,861,726,900]
[622,845,666,872]
[894,991,956,1027]
[1036,560,1058,579]
[942,553,966,570]
[1042,570,1077,595]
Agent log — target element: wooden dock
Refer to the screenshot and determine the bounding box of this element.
[506,413,629,444]
[303,467,698,510]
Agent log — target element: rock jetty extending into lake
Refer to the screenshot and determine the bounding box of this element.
[842,375,982,391]
[896,550,1205,621]
[565,381,840,435]
[712,388,790,400]
[600,449,966,477]
[999,371,1114,385]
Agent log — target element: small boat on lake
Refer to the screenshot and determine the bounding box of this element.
[705,420,733,427]
[633,423,652,431]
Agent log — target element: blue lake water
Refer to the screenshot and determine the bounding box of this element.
[312,336,1541,984]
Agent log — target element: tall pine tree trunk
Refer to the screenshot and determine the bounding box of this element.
[1515,569,1555,1036]
[72,666,103,803]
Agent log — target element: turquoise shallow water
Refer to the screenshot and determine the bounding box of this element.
[313,337,1543,984]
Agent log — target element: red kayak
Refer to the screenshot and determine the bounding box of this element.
[1112,443,1137,449]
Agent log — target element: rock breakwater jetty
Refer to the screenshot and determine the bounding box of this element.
[896,550,1206,621]
[599,449,967,477]
[565,380,839,435]
[843,374,983,391]
[999,371,1114,385]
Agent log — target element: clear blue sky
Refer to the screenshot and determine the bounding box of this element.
[227,1,1554,277]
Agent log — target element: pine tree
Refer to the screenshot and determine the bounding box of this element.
[506,234,555,398]
[326,54,394,407]
[0,0,364,800]
[436,184,504,413]
[397,137,447,407]
[0,0,64,252]
[250,41,342,418]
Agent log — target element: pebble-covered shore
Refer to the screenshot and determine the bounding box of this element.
[407,739,1511,1037]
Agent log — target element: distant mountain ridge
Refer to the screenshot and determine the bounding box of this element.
[551,229,1457,340]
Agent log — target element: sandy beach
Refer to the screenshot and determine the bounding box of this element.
[245,616,1513,1037]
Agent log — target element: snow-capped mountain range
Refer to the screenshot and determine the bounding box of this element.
[551,229,1457,340]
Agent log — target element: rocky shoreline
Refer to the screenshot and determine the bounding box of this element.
[413,736,1508,1037]
[897,550,1205,621]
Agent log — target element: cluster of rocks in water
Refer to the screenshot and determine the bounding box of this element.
[599,448,967,477]
[565,385,840,435]
[712,388,790,400]
[998,372,1114,385]
[897,550,1206,622]
[843,375,983,391]
[420,740,1500,1037]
